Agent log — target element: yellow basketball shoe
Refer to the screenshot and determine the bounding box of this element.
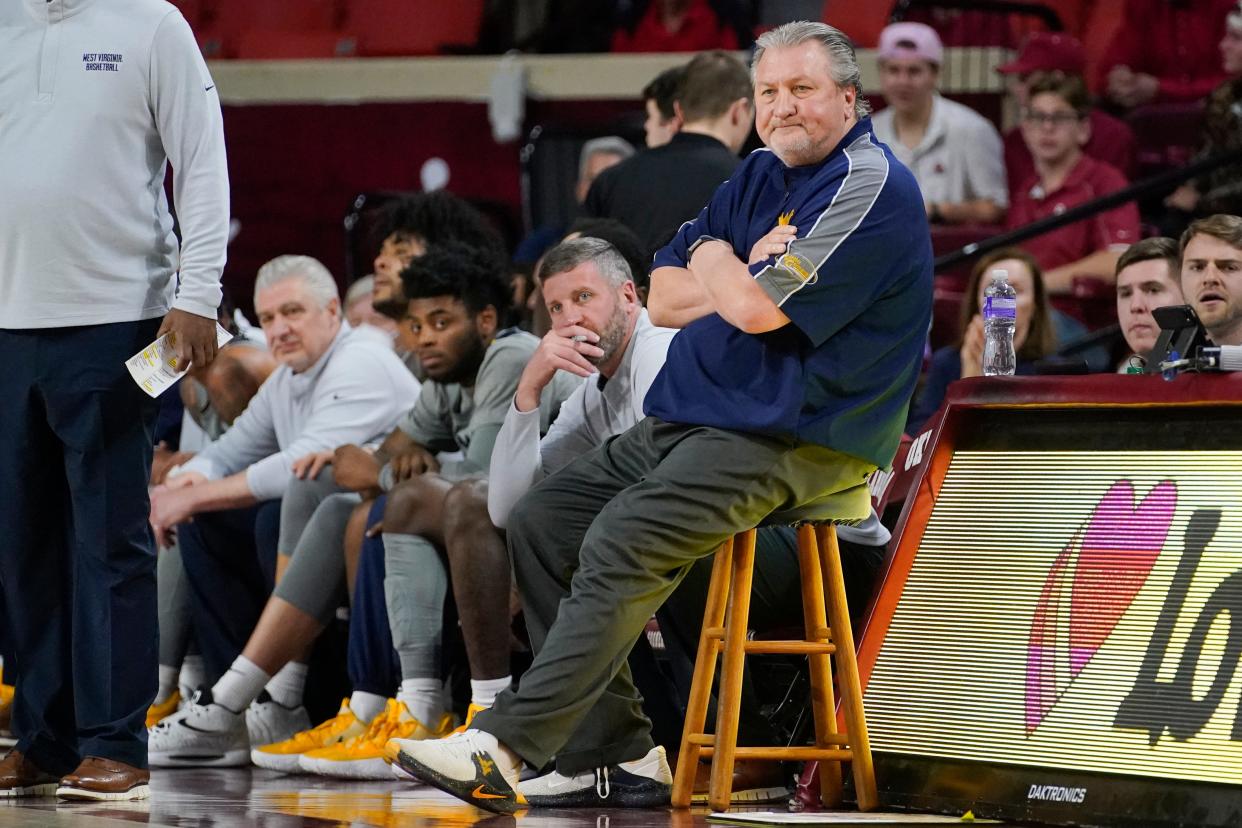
[251,699,369,773]
[144,690,181,730]
[449,703,488,736]
[0,682,14,735]
[302,700,454,780]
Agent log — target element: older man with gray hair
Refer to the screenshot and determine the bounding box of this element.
[392,20,931,813]
[147,254,419,765]
[575,136,635,204]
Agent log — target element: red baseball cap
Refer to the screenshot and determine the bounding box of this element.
[996,32,1086,76]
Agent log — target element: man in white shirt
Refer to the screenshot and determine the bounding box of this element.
[145,256,419,765]
[871,22,1008,226]
[0,0,228,800]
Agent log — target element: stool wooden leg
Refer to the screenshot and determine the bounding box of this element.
[709,528,756,812]
[672,536,735,808]
[798,524,842,808]
[818,524,878,811]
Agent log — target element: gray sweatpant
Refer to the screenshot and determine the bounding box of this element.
[270,471,359,625]
[157,540,192,668]
[474,417,875,774]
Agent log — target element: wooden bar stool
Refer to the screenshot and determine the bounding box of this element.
[670,485,877,813]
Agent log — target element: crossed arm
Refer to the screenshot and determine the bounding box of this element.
[648,236,791,333]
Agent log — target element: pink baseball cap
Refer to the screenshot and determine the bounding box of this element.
[878,22,944,66]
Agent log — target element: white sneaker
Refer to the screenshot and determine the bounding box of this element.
[147,690,249,768]
[246,691,311,749]
[516,746,672,808]
[387,729,524,814]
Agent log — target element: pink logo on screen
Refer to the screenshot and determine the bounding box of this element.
[1025,480,1177,735]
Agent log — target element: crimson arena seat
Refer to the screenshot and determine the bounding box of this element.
[344,0,485,57]
[198,0,344,58]
[234,30,356,60]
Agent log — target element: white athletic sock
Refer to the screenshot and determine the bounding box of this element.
[179,654,205,698]
[212,656,269,714]
[348,690,388,724]
[470,676,510,708]
[397,677,443,726]
[264,662,307,709]
[156,665,181,705]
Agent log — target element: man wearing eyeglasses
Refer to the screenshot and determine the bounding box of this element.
[1007,74,1140,294]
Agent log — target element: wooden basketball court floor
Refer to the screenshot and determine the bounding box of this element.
[0,767,740,828]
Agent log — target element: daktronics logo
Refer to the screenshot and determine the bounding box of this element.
[1026,480,1177,735]
[1027,784,1087,804]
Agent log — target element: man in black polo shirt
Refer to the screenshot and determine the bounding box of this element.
[584,50,753,257]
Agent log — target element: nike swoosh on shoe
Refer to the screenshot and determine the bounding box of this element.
[395,750,526,815]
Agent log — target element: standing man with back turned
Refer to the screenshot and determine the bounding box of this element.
[0,0,228,801]
[391,20,932,812]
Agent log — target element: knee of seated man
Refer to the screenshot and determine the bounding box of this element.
[441,478,490,539]
[381,473,446,533]
[283,474,324,509]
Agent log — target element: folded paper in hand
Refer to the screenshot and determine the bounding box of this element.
[125,323,235,398]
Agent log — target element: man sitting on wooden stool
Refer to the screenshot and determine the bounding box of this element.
[388,20,933,813]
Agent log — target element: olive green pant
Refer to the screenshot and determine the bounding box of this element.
[475,417,875,774]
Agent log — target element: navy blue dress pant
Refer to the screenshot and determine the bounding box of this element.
[348,497,400,696]
[0,320,160,772]
[178,501,281,687]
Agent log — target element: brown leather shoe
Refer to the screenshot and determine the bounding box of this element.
[691,758,790,804]
[0,749,60,798]
[56,756,150,801]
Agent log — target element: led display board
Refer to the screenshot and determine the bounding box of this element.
[858,404,1242,827]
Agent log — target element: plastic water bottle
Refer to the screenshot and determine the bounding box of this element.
[982,269,1017,376]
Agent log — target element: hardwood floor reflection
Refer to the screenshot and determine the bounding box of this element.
[0,767,718,828]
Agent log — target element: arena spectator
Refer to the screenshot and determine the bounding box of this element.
[907,248,1057,433]
[1115,237,1185,369]
[1181,214,1242,346]
[872,22,1007,226]
[642,64,686,148]
[612,0,749,53]
[516,137,636,268]
[391,20,931,812]
[1163,5,1242,218]
[575,137,635,204]
[145,256,420,766]
[1007,74,1140,292]
[584,50,752,256]
[997,32,1136,186]
[1099,0,1233,107]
